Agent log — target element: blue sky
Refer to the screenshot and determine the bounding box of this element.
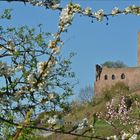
[1,0,140,96]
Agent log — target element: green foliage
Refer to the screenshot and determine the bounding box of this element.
[0,9,76,139]
[103,91,112,101]
[0,1,140,139]
[102,82,129,101]
[94,120,116,137]
[61,88,140,140]
[17,128,35,140]
[0,9,12,19]
[101,60,127,68]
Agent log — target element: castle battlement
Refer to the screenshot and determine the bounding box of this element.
[94,32,140,96]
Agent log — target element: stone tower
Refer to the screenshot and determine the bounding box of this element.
[138,32,140,67]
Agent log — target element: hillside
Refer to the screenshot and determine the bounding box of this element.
[34,82,140,140]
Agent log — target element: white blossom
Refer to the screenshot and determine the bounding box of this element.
[47,115,64,125]
[77,118,88,130]
[48,93,55,100]
[134,125,140,133]
[107,135,118,140]
[0,62,14,77]
[113,135,118,140]
[77,122,84,130]
[38,82,48,90]
[17,90,24,95]
[7,40,15,50]
[48,58,57,67]
[83,118,88,124]
[72,4,81,13]
[37,62,45,74]
[30,87,36,92]
[37,61,51,76]
[129,134,138,140]
[112,7,119,15]
[48,115,57,125]
[59,6,73,27]
[28,0,44,7]
[52,47,60,54]
[59,3,81,30]
[48,40,54,48]
[83,7,92,15]
[107,137,110,140]
[89,125,93,128]
[95,9,104,21]
[51,4,60,9]
[27,73,37,84]
[15,65,23,72]
[124,5,135,14]
[6,40,18,54]
[122,132,130,140]
[124,6,132,14]
[35,1,44,6]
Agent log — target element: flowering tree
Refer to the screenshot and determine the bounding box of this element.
[0,0,140,140]
[0,7,76,140]
[96,94,140,140]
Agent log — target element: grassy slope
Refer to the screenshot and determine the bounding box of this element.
[36,83,140,140]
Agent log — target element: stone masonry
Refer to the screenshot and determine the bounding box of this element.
[94,32,140,96]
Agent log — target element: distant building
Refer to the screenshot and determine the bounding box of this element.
[94,32,140,96]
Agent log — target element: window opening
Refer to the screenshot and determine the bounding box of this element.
[121,73,125,79]
[112,74,115,80]
[104,75,108,80]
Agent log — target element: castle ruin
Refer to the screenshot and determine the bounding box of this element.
[94,32,140,96]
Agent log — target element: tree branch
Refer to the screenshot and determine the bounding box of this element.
[0,116,105,140]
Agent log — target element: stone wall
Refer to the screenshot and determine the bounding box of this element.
[94,67,140,96]
[94,32,140,96]
[138,32,140,67]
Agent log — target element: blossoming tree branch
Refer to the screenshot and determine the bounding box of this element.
[0,0,140,140]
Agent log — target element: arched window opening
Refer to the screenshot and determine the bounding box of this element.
[112,74,115,80]
[121,73,125,79]
[104,75,108,80]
